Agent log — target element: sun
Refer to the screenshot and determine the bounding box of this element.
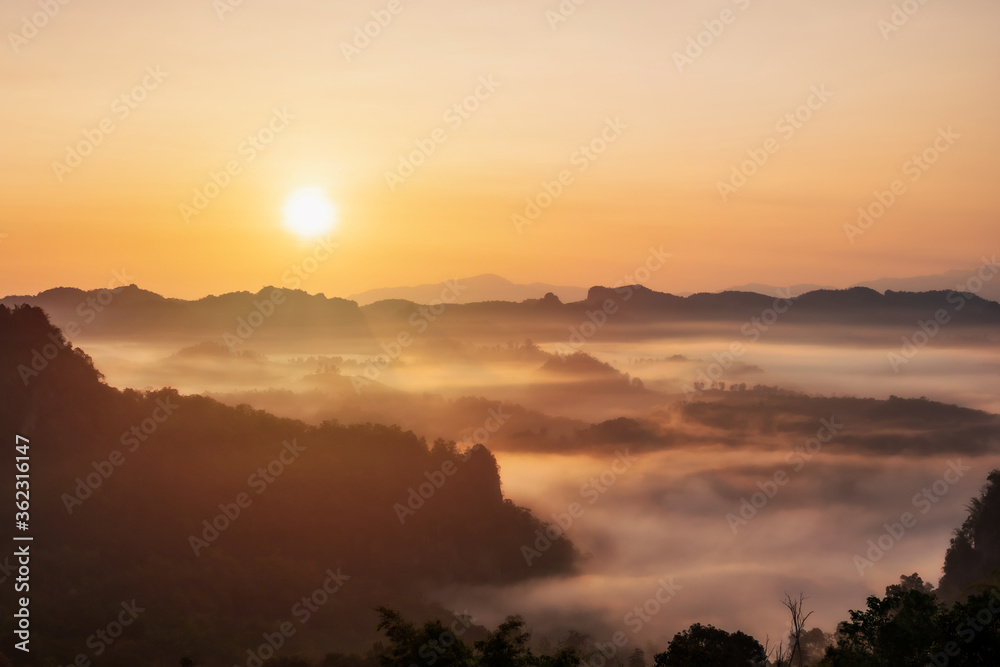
[282,187,337,238]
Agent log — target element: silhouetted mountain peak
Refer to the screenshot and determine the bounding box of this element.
[0,304,109,428]
[524,291,562,307]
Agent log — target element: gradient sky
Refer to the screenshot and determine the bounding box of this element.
[2,0,999,299]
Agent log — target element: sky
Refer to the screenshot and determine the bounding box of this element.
[2,0,999,299]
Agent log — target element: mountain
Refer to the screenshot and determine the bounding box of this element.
[856,267,1000,303]
[5,284,1000,351]
[939,469,1000,602]
[347,274,588,306]
[721,282,836,297]
[722,263,1000,304]
[0,284,372,344]
[572,285,1000,326]
[0,304,576,664]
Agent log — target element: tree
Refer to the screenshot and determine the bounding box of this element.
[793,628,832,666]
[822,577,942,666]
[627,648,647,667]
[782,593,815,667]
[375,607,475,667]
[654,623,766,667]
[375,609,580,667]
[819,576,1000,666]
[890,572,935,596]
[536,647,582,667]
[931,588,1000,666]
[939,470,1000,602]
[761,635,789,667]
[476,616,535,667]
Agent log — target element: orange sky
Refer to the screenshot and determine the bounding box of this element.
[2,0,999,299]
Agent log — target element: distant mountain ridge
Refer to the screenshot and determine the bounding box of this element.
[725,263,1000,302]
[723,283,837,297]
[1,284,369,341]
[857,267,1000,301]
[347,273,589,305]
[5,283,1000,346]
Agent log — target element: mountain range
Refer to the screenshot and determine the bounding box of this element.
[347,274,589,305]
[4,283,1000,350]
[726,265,1000,301]
[337,266,1000,305]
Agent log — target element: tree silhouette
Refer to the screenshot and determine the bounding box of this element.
[375,607,475,667]
[793,628,831,666]
[374,609,581,667]
[939,470,1000,601]
[476,617,533,667]
[823,578,941,666]
[782,592,814,667]
[654,623,766,667]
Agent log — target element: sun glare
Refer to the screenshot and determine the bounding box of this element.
[282,187,336,238]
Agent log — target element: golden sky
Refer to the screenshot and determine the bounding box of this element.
[2,0,999,299]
